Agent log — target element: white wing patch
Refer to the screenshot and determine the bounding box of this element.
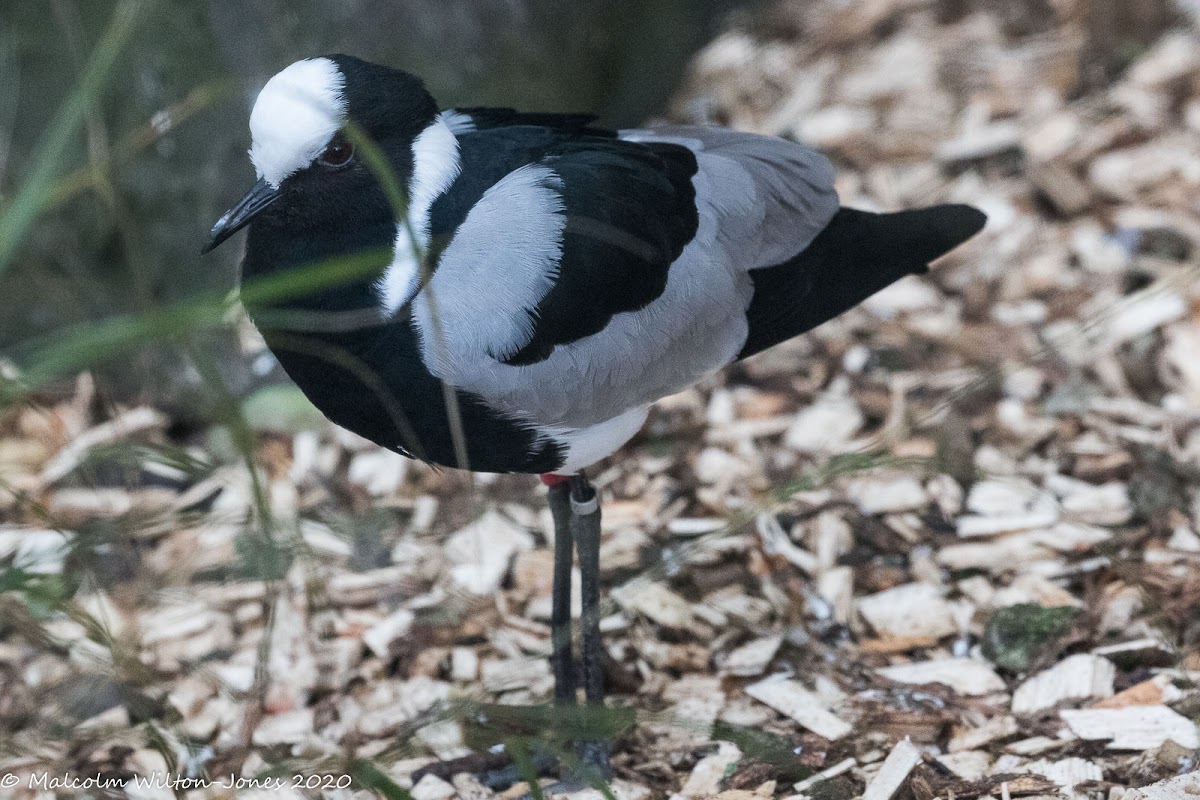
[413,163,566,371]
[249,58,346,188]
[378,115,463,314]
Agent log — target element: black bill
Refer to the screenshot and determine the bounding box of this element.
[202,178,279,254]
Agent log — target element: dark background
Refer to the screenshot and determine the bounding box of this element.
[0,0,750,362]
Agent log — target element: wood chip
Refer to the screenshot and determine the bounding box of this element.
[744,677,852,740]
[879,659,1007,697]
[949,716,1020,752]
[362,608,416,658]
[937,750,992,780]
[265,592,318,712]
[857,583,958,639]
[11,0,1200,792]
[445,509,534,595]
[451,774,499,800]
[1090,674,1184,709]
[327,566,416,606]
[792,758,857,792]
[784,387,864,454]
[251,708,314,746]
[37,406,166,486]
[612,582,695,628]
[861,739,923,800]
[846,476,929,515]
[1024,757,1103,793]
[0,528,70,573]
[411,773,457,800]
[1127,770,1200,800]
[1060,706,1200,750]
[671,741,741,799]
[1012,654,1115,713]
[1028,160,1092,216]
[719,634,783,677]
[480,657,551,694]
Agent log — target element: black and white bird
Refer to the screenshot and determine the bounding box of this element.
[205,54,986,768]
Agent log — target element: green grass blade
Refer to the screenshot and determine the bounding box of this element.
[0,248,389,402]
[0,0,150,276]
[348,760,416,800]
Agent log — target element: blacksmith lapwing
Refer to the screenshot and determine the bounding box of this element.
[204,55,987,771]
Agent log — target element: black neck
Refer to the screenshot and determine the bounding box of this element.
[242,218,393,316]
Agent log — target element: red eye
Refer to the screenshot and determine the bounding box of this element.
[318,135,354,168]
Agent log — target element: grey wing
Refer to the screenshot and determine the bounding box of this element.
[412,154,751,430]
[619,125,839,269]
[413,127,840,430]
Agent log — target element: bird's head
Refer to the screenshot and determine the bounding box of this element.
[203,55,438,259]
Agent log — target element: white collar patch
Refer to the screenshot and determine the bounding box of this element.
[377,113,463,314]
[249,58,347,188]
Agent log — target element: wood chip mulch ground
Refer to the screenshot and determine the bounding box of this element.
[2,0,1200,797]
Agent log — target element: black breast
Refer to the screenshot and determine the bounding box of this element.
[242,214,565,474]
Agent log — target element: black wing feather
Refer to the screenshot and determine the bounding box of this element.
[503,138,698,365]
[738,204,987,359]
[451,107,612,137]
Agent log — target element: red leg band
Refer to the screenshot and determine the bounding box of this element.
[540,473,571,487]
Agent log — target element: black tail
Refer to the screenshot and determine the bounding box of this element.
[738,204,987,359]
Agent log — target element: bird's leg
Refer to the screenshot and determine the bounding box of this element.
[544,475,577,705]
[468,475,577,796]
[568,472,612,776]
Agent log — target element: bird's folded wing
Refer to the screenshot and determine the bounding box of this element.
[620,125,839,269]
[421,132,700,365]
[413,123,840,428]
[500,137,701,365]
